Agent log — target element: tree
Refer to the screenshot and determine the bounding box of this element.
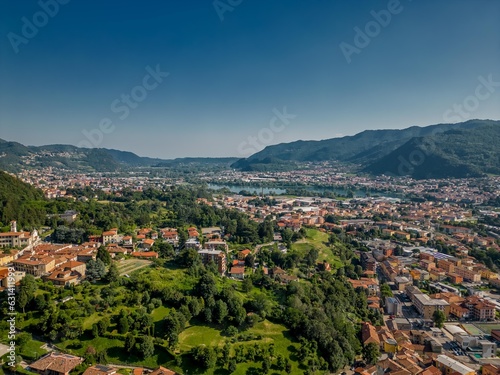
[125,333,136,353]
[118,316,129,334]
[192,345,217,369]
[228,358,237,373]
[106,262,120,283]
[433,310,446,328]
[86,259,107,281]
[139,336,155,359]
[18,274,36,313]
[97,246,112,265]
[214,300,228,324]
[16,332,32,351]
[242,277,253,293]
[362,342,380,365]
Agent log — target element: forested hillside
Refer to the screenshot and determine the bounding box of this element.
[0,171,46,229]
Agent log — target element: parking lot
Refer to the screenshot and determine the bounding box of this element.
[444,341,466,356]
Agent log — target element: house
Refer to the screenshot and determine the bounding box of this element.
[102,229,119,245]
[150,366,176,375]
[434,355,475,375]
[106,244,128,258]
[238,249,252,260]
[122,236,133,247]
[0,267,24,290]
[0,221,39,248]
[142,239,155,249]
[44,261,86,286]
[483,364,500,375]
[361,322,380,346]
[82,365,117,375]
[60,210,79,223]
[230,266,245,279]
[29,352,83,375]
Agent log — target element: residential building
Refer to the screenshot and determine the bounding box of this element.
[82,365,117,375]
[13,256,55,277]
[361,322,380,346]
[44,261,86,286]
[412,294,449,320]
[198,249,227,274]
[29,352,83,375]
[454,266,481,282]
[434,355,475,375]
[0,222,39,248]
[483,364,500,375]
[230,266,245,279]
[150,366,176,375]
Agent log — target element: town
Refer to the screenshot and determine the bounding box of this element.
[1,164,500,375]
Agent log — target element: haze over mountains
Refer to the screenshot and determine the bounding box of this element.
[1,119,499,179]
[0,138,238,173]
[232,119,500,178]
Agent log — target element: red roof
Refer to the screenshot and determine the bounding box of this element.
[231,267,245,274]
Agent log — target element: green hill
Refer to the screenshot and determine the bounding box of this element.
[363,124,500,179]
[0,171,46,229]
[0,138,240,173]
[232,119,499,171]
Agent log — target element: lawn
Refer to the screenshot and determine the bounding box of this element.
[293,228,343,267]
[176,319,302,375]
[116,259,152,275]
[58,336,174,369]
[19,339,47,361]
[152,306,171,322]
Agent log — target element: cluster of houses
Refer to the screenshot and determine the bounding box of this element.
[26,352,177,375]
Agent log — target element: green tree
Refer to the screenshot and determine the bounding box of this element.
[97,246,112,265]
[228,358,237,373]
[362,342,380,365]
[192,345,217,369]
[118,316,129,334]
[18,274,36,313]
[139,336,155,359]
[433,310,446,328]
[125,333,136,353]
[86,259,107,281]
[215,300,228,324]
[106,262,120,283]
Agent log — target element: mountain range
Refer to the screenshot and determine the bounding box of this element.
[0,138,238,173]
[232,119,500,178]
[1,119,499,178]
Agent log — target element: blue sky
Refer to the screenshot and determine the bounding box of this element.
[1,0,499,158]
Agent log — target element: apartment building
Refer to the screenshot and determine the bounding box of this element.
[412,293,450,320]
[435,355,475,375]
[198,248,227,274]
[13,256,55,277]
[454,266,481,282]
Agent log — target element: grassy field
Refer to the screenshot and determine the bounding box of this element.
[472,323,500,335]
[293,228,343,268]
[116,259,153,275]
[177,319,301,375]
[20,339,47,360]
